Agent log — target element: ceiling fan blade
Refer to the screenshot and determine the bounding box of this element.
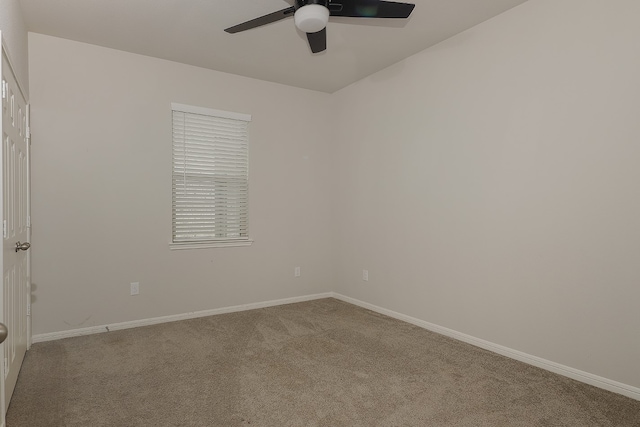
[225,6,296,33]
[329,0,414,18]
[306,28,327,53]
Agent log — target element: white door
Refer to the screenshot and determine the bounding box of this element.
[0,37,30,423]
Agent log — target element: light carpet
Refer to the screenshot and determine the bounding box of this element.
[7,298,640,426]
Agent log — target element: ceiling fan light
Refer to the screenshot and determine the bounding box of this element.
[294,4,329,33]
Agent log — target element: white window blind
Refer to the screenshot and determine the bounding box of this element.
[171,104,251,247]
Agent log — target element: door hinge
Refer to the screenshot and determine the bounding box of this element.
[27,215,31,228]
[1,80,6,99]
[2,220,6,238]
[27,299,31,316]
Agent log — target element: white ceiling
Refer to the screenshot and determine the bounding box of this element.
[19,0,528,93]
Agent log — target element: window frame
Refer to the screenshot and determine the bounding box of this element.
[169,103,253,250]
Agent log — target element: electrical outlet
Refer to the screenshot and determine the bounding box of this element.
[130,282,139,296]
[295,267,301,277]
[363,270,369,281]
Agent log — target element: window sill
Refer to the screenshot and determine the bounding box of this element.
[170,239,254,250]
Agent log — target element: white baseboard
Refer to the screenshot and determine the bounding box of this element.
[331,292,640,401]
[31,292,333,344]
[31,291,639,401]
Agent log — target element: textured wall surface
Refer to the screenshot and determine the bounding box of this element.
[29,34,333,335]
[331,0,640,388]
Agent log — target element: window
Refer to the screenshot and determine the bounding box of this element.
[171,103,252,249]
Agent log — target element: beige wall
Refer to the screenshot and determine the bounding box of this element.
[0,0,29,95]
[331,0,640,388]
[28,33,333,335]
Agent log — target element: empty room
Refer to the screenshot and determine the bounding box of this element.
[1,0,639,425]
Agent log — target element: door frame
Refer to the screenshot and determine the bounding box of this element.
[0,31,32,427]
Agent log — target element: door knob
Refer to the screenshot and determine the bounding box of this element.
[0,323,7,344]
[15,241,30,252]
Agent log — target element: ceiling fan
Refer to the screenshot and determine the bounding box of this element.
[225,0,415,54]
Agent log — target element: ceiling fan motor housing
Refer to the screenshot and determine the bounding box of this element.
[295,0,330,8]
[295,0,331,33]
